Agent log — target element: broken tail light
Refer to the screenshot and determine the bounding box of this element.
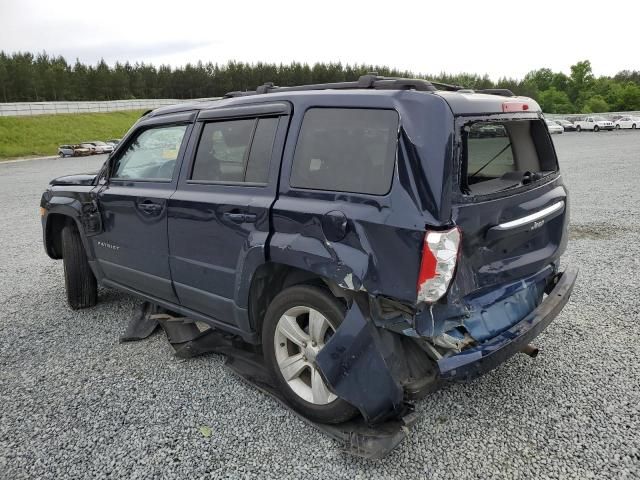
[417,227,461,303]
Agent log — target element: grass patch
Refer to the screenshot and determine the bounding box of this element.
[0,110,144,159]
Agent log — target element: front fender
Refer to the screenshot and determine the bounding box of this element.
[41,190,99,261]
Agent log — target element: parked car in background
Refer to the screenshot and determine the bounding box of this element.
[106,138,121,146]
[58,144,91,157]
[554,119,576,132]
[469,124,507,138]
[88,141,114,154]
[79,143,98,154]
[614,116,640,130]
[545,119,564,134]
[574,116,614,132]
[58,145,75,157]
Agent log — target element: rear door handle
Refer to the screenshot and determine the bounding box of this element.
[223,212,258,224]
[137,200,163,214]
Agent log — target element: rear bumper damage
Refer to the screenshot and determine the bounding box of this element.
[316,267,578,424]
[437,267,578,381]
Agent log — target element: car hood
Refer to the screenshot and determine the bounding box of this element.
[50,173,98,186]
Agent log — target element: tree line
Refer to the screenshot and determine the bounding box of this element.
[1,52,640,113]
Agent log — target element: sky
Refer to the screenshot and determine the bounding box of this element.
[0,0,638,80]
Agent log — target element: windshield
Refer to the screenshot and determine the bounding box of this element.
[593,116,607,121]
[462,119,558,196]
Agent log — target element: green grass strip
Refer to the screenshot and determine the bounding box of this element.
[0,110,144,159]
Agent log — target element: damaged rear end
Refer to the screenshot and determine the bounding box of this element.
[416,100,577,372]
[317,93,577,423]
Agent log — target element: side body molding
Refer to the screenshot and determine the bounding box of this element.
[316,300,405,424]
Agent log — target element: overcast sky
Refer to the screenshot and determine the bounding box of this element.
[1,0,638,80]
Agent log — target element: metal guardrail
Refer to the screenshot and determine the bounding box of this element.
[0,99,218,117]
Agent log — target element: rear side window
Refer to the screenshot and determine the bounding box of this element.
[191,117,278,184]
[463,119,558,195]
[290,108,399,195]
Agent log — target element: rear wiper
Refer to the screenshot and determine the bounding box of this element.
[493,171,544,192]
[469,143,511,178]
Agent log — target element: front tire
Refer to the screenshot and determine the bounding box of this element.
[576,125,581,132]
[633,124,637,129]
[262,285,358,424]
[61,225,97,309]
[594,125,600,132]
[615,124,620,130]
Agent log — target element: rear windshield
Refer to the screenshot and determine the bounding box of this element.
[462,119,558,196]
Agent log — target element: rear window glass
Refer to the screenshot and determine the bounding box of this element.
[463,119,557,196]
[290,108,399,195]
[191,119,254,183]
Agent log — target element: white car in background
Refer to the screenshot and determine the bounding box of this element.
[574,116,615,132]
[614,116,640,130]
[545,119,564,134]
[87,141,114,154]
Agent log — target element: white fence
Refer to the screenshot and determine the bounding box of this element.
[0,98,217,117]
[2,99,638,120]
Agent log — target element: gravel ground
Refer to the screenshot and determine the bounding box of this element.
[1,131,639,479]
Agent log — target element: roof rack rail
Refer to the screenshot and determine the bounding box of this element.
[224,73,468,98]
[477,88,515,97]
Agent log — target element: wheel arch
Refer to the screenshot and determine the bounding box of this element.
[44,210,83,259]
[247,262,351,341]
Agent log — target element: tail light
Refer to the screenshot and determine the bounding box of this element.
[417,227,461,303]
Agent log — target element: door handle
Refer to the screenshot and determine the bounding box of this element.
[137,201,162,214]
[223,212,258,224]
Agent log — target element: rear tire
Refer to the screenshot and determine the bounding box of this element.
[615,124,620,130]
[633,124,637,129]
[262,285,358,424]
[61,225,97,309]
[576,125,581,132]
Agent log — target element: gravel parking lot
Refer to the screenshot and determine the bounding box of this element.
[1,131,639,479]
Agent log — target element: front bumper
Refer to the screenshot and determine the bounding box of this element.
[437,267,578,381]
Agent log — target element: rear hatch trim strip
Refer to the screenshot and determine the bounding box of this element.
[494,201,565,231]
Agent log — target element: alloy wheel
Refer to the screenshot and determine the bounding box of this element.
[273,306,337,405]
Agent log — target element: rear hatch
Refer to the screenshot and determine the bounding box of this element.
[447,113,569,340]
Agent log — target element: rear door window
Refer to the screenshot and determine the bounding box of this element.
[290,108,399,195]
[191,117,278,184]
[246,117,278,183]
[463,119,558,196]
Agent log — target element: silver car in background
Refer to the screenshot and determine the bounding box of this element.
[545,119,564,134]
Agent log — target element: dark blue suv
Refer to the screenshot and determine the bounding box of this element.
[40,75,577,425]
